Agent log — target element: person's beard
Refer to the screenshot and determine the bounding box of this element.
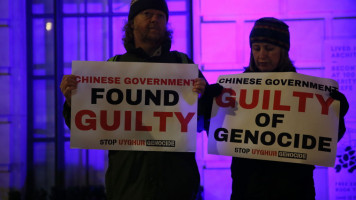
[139,25,166,44]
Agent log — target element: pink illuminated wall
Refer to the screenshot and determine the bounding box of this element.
[193,0,356,200]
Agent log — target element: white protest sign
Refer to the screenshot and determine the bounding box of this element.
[70,61,198,152]
[208,72,340,167]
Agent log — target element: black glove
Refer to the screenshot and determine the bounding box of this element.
[197,83,224,133]
[330,90,349,117]
[330,90,349,141]
[204,83,224,99]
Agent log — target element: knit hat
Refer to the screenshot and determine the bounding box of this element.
[128,0,169,21]
[249,17,290,51]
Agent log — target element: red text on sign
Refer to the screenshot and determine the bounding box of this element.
[215,89,334,115]
[74,110,195,132]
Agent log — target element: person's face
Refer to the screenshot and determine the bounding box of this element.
[252,43,281,72]
[132,9,167,45]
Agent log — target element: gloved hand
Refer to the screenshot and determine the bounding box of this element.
[197,83,224,133]
[204,83,224,98]
[330,90,349,141]
[330,90,349,117]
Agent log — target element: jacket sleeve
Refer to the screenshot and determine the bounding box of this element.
[330,90,349,141]
[338,117,346,142]
[63,102,71,129]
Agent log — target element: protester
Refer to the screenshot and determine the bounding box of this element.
[230,17,349,200]
[60,0,221,199]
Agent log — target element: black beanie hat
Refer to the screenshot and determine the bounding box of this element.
[249,17,290,51]
[128,0,169,21]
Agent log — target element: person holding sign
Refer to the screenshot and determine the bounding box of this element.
[60,0,222,199]
[230,17,349,200]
